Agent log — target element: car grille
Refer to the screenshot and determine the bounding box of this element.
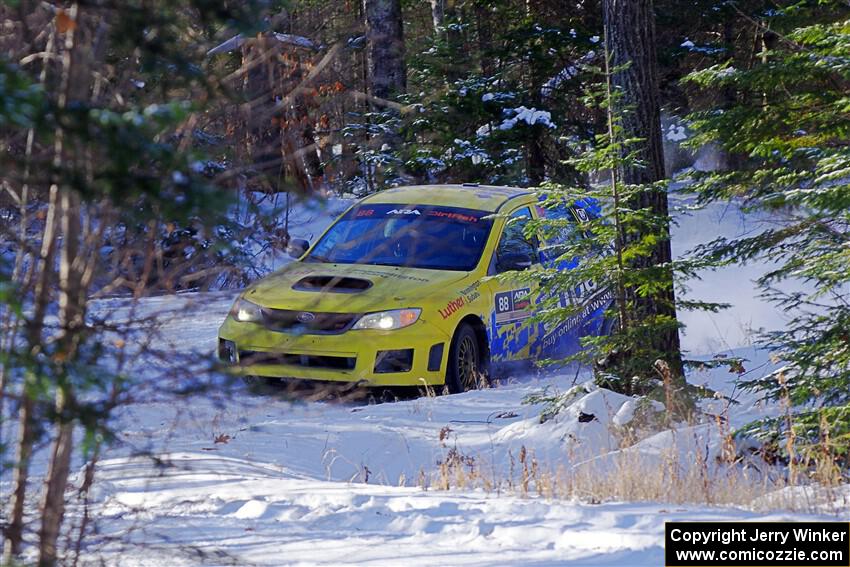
[260,308,359,334]
[239,350,356,370]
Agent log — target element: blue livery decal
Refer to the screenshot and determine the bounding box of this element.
[486,193,614,364]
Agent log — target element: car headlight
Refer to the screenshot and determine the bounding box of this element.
[352,308,421,330]
[230,298,263,323]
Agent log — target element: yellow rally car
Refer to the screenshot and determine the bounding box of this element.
[218,184,612,392]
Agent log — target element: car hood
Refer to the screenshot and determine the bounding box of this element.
[242,261,471,313]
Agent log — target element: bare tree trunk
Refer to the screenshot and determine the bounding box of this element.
[526,0,546,185]
[37,410,74,567]
[243,36,285,192]
[4,161,62,567]
[363,0,406,101]
[301,122,324,189]
[38,5,87,563]
[527,128,546,186]
[39,190,85,567]
[4,396,36,560]
[475,2,494,76]
[70,443,100,567]
[604,0,666,184]
[3,16,62,558]
[602,0,687,398]
[362,0,406,188]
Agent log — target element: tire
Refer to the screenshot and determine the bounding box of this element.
[446,323,487,394]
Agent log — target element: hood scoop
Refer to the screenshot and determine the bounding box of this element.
[292,275,373,294]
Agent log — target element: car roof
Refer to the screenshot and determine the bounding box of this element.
[359,184,534,212]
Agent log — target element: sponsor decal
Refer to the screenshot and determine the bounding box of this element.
[512,288,530,310]
[439,296,465,319]
[346,204,489,223]
[494,287,531,324]
[347,268,430,282]
[541,288,613,349]
[458,281,482,302]
[573,207,590,222]
[427,210,480,223]
[558,277,602,306]
[439,281,483,319]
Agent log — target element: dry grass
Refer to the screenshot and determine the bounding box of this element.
[376,369,848,515]
[421,441,796,508]
[413,397,848,515]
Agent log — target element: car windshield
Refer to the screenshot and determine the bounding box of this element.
[305,204,493,271]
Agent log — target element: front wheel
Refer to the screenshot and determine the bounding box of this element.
[446,323,487,394]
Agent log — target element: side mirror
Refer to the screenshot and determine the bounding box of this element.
[287,238,310,259]
[497,251,534,272]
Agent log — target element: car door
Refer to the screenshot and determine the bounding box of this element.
[532,200,614,361]
[483,205,543,363]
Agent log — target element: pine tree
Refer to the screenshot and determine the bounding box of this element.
[395,0,598,187]
[527,54,716,414]
[683,5,850,467]
[601,0,687,401]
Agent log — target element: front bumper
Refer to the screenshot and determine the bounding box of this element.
[218,315,451,386]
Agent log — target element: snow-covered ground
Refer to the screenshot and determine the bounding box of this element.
[85,455,838,567]
[4,197,848,566]
[67,290,847,565]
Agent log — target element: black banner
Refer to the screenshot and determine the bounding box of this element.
[665,521,850,567]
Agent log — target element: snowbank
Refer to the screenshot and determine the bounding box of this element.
[77,450,824,566]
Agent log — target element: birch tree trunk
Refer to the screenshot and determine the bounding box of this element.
[38,4,90,563]
[38,188,83,566]
[429,0,445,32]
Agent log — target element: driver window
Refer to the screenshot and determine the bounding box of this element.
[495,207,538,273]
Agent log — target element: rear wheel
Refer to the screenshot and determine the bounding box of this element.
[446,323,487,393]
